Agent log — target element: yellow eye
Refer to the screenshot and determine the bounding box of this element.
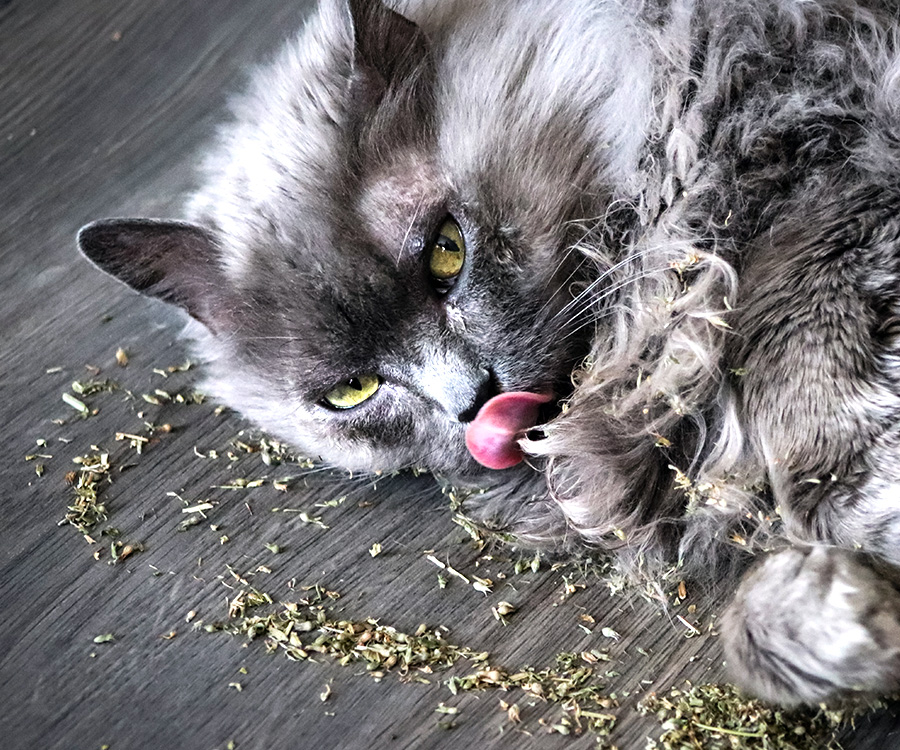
[428,218,466,281]
[323,374,381,409]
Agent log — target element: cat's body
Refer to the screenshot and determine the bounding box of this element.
[79,0,900,706]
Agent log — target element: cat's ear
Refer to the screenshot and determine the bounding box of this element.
[77,218,224,331]
[344,0,428,85]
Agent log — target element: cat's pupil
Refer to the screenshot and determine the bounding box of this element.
[438,236,460,253]
[348,377,362,390]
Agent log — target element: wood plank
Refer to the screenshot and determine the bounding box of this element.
[1,0,897,747]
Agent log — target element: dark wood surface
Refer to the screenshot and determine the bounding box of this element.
[3,1,900,748]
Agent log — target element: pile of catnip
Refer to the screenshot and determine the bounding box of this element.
[38,347,872,748]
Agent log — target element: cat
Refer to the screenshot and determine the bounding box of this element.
[78,0,900,708]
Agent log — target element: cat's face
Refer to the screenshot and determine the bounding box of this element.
[79,0,647,481]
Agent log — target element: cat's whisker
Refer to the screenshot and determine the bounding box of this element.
[535,252,593,320]
[555,301,634,345]
[397,195,430,265]
[545,252,665,327]
[554,268,671,340]
[533,216,613,315]
[249,337,305,343]
[551,258,683,339]
[549,230,730,329]
[544,266,618,324]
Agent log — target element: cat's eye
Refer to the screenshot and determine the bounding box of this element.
[428,217,466,282]
[322,374,381,409]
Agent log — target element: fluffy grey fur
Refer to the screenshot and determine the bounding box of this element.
[79,0,900,707]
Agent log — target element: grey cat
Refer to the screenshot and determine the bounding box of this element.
[78,0,900,707]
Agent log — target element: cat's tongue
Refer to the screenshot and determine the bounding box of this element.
[465,392,552,470]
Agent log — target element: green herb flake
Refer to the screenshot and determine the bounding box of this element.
[297,511,329,529]
[639,682,852,750]
[60,450,113,542]
[177,516,202,532]
[315,494,347,508]
[62,392,90,416]
[205,580,617,742]
[71,379,117,396]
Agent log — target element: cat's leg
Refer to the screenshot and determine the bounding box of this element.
[722,545,900,705]
[810,423,900,569]
[719,189,900,703]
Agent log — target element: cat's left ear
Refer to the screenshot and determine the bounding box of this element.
[345,0,428,85]
[77,218,224,331]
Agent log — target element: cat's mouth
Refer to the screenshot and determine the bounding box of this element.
[464,391,556,470]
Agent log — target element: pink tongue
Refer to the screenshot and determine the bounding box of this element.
[465,392,552,470]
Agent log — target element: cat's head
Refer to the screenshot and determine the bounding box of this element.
[79,0,649,481]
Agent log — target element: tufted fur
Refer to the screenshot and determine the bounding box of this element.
[79,0,900,706]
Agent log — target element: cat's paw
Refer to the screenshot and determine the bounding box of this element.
[722,546,900,705]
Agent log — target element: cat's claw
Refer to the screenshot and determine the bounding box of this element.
[465,392,552,470]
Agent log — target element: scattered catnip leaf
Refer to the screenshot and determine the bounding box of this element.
[62,392,90,416]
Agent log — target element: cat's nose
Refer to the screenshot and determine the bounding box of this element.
[456,371,500,423]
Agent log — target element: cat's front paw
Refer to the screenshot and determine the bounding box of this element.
[722,546,900,705]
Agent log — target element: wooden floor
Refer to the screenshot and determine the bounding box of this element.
[2,1,900,747]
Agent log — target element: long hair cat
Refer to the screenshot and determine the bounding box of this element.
[78,0,900,706]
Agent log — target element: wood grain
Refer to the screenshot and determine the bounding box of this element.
[1,0,898,747]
